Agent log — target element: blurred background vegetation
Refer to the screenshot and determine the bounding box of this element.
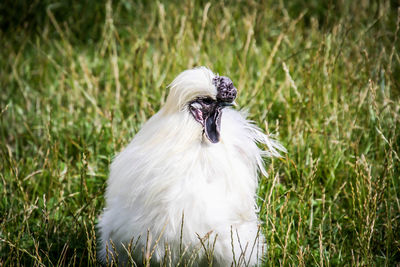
[1,0,399,266]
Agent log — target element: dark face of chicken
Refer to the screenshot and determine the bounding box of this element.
[189,76,237,143]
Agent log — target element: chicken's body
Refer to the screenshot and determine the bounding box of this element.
[98,67,285,266]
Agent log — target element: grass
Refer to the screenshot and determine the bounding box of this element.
[1,0,399,265]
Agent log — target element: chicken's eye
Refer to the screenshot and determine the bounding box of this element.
[201,97,214,105]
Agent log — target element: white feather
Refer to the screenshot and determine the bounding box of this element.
[98,67,286,266]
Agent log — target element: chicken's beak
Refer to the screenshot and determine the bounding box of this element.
[204,105,222,143]
[190,100,234,144]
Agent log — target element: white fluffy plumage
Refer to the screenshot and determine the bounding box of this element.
[98,67,286,266]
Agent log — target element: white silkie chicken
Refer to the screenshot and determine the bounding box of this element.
[98,67,286,266]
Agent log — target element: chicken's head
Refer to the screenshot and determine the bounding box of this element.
[165,67,237,143]
[188,76,236,143]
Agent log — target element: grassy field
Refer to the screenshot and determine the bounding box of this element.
[1,0,399,266]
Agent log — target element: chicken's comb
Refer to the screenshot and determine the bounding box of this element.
[213,75,237,103]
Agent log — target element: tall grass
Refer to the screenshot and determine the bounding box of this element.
[1,0,399,265]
